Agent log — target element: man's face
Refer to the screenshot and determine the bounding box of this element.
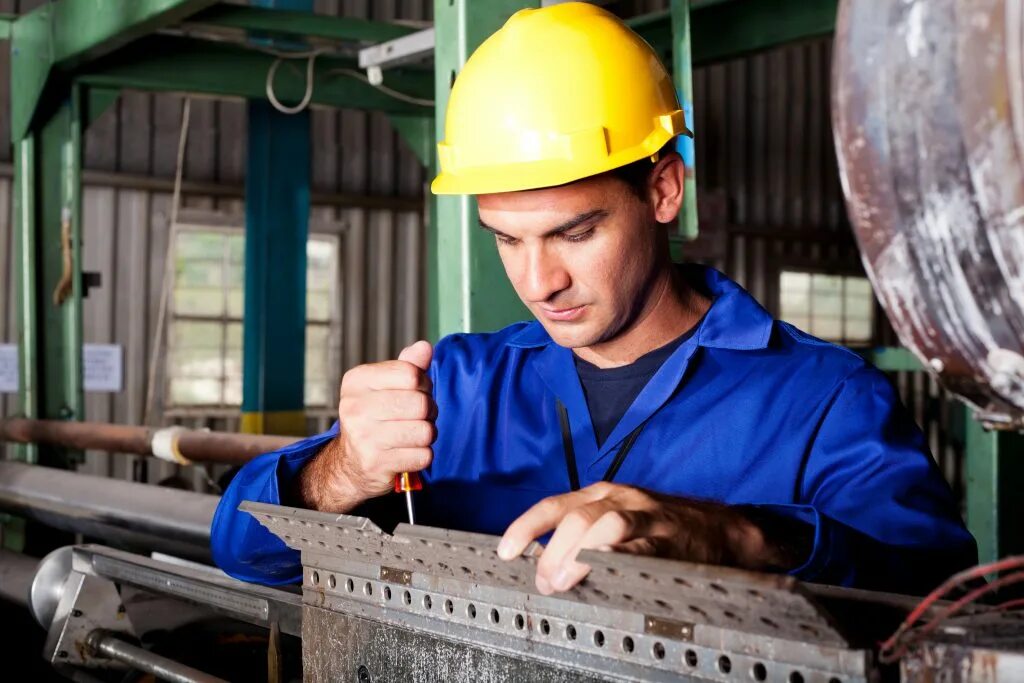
[477,174,661,349]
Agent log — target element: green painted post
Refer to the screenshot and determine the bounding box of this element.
[13,92,84,467]
[965,416,1024,564]
[670,0,698,241]
[431,0,534,336]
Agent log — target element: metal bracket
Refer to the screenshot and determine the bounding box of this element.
[43,570,135,669]
[358,27,434,71]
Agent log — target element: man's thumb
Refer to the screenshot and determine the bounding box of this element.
[398,340,433,371]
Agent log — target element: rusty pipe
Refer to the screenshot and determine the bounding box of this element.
[0,418,302,466]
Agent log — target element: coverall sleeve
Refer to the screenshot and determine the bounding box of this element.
[210,424,339,585]
[750,365,977,594]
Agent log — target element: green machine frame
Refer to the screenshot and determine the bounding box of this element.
[4,0,1016,561]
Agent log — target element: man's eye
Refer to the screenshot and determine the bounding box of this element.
[495,235,518,246]
[564,228,595,243]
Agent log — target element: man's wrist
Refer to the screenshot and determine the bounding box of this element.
[292,436,363,512]
[730,507,814,572]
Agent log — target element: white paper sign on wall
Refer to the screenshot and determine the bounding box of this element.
[0,344,17,393]
[83,344,123,393]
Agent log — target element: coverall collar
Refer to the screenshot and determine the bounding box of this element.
[508,264,775,475]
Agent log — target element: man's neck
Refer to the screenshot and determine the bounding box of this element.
[574,265,711,369]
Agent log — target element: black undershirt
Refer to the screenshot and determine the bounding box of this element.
[573,327,696,448]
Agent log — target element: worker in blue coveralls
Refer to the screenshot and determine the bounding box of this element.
[212,3,975,595]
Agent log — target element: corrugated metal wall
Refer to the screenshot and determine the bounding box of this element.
[0,3,964,499]
[0,0,432,487]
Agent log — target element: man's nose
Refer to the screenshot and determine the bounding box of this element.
[520,245,571,303]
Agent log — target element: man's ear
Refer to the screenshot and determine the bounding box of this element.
[647,151,686,224]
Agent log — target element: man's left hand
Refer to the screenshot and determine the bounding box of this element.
[496,482,808,594]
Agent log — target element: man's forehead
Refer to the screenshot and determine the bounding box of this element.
[477,174,621,218]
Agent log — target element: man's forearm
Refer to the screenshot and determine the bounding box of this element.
[288,436,366,512]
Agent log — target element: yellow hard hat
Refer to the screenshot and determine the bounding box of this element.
[431,2,691,196]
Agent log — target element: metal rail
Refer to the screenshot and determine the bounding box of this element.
[88,631,229,683]
[0,461,217,555]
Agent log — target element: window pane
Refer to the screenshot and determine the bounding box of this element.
[227,234,246,264]
[227,323,243,349]
[177,232,224,260]
[169,378,222,405]
[846,278,873,298]
[227,289,245,318]
[305,380,327,407]
[811,291,842,317]
[172,321,223,350]
[224,377,242,406]
[780,290,809,317]
[812,274,843,295]
[226,263,244,289]
[174,287,224,317]
[845,317,873,342]
[811,317,843,340]
[225,345,243,381]
[780,271,810,293]
[307,291,331,322]
[168,347,224,378]
[176,259,223,289]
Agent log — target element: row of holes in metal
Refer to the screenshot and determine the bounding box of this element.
[283,528,818,638]
[308,570,842,683]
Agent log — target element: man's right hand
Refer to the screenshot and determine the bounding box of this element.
[294,340,436,512]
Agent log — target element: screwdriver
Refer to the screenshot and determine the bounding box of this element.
[394,471,423,524]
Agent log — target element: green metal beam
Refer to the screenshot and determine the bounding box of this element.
[431,0,534,336]
[187,4,418,44]
[79,35,432,116]
[629,0,838,67]
[10,0,219,139]
[388,114,435,168]
[965,421,1024,564]
[861,347,924,372]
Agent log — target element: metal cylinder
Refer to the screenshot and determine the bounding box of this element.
[0,461,217,553]
[0,418,300,466]
[88,631,229,683]
[0,549,38,607]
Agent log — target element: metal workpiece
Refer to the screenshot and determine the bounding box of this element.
[0,417,298,465]
[0,460,217,555]
[832,0,1024,425]
[242,502,872,682]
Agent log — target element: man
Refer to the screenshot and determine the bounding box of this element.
[212,3,975,595]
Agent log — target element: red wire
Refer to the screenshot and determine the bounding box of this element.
[916,571,1024,637]
[879,555,1024,659]
[994,597,1024,612]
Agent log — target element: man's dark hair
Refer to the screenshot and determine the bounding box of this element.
[609,141,678,198]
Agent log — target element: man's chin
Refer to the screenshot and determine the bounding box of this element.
[535,320,603,350]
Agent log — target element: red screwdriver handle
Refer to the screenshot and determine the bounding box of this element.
[394,471,423,493]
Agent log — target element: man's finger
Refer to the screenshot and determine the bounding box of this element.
[346,360,432,393]
[543,507,652,593]
[382,447,433,474]
[374,420,437,449]
[398,340,433,371]
[361,390,437,421]
[497,489,591,561]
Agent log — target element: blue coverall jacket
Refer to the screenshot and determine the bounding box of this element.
[211,265,976,593]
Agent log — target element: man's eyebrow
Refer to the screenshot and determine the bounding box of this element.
[478,209,608,238]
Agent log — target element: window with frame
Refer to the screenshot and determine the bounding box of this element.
[166,227,339,410]
[779,271,875,347]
